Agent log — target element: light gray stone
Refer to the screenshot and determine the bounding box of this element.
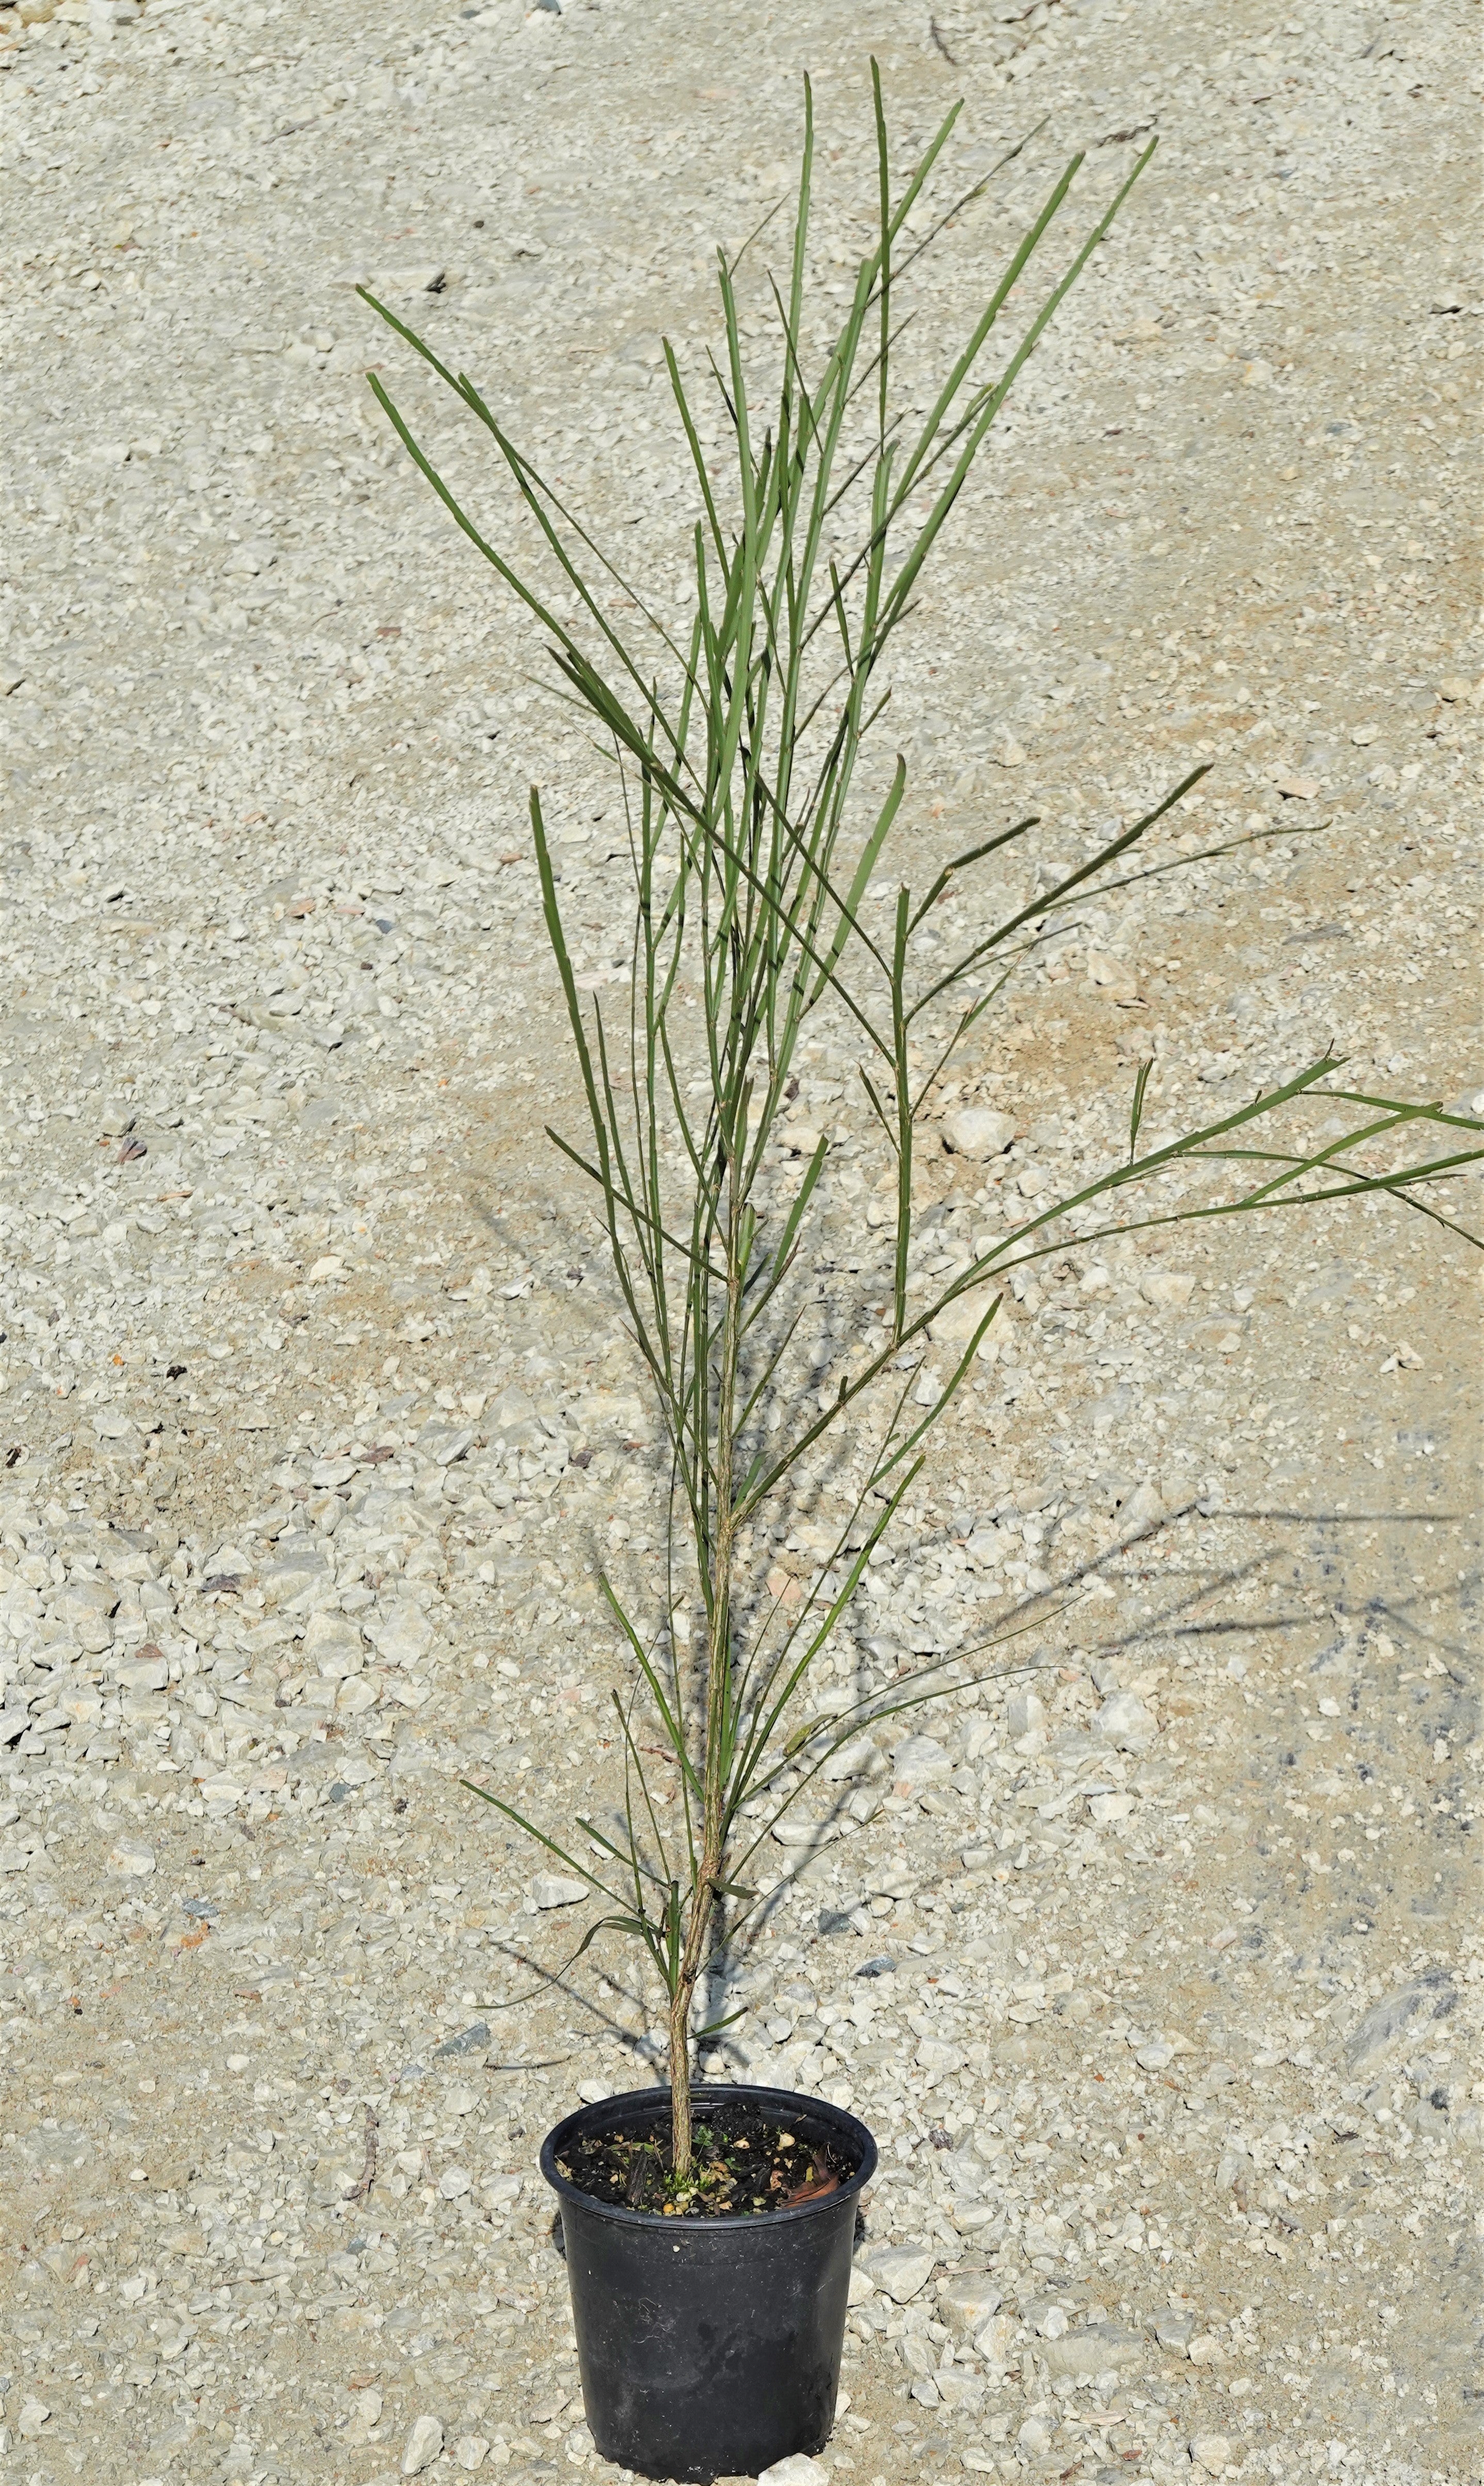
[302,1610,366,1677]
[1140,1269,1196,1308]
[928,1283,999,1349]
[938,2273,1002,2335]
[1005,1688,1045,1744]
[116,1653,169,1691]
[864,2243,936,2304]
[53,1580,117,1653]
[368,1599,434,1668]
[820,1732,885,1783]
[402,2412,445,2476]
[890,1734,951,1791]
[1094,1690,1155,1749]
[758,2460,828,2486]
[944,1106,1016,1159]
[1342,1971,1457,2072]
[485,1384,550,1450]
[771,1814,839,1849]
[1039,2322,1144,2378]
[530,1873,588,1909]
[260,1550,328,1608]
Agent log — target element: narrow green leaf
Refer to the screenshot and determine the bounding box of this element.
[693,2008,749,2041]
[1128,1058,1154,1164]
[808,752,905,1003]
[908,814,1039,934]
[459,1780,630,1911]
[871,57,892,449]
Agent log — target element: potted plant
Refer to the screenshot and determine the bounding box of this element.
[362,71,1480,2484]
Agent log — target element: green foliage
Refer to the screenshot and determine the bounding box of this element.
[365,72,1481,2174]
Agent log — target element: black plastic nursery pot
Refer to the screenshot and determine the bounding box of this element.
[540,2083,878,2484]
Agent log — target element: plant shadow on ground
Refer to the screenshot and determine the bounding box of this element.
[485,1489,1469,2069]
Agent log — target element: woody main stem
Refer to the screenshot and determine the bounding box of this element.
[668,1117,745,2180]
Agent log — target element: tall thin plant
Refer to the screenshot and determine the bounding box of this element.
[363,73,1481,2184]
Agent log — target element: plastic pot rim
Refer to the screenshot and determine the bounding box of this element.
[539,2079,879,2236]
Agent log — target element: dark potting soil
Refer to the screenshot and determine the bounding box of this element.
[556,2100,856,2219]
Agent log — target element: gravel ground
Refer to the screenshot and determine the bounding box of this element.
[1,3,1480,2484]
